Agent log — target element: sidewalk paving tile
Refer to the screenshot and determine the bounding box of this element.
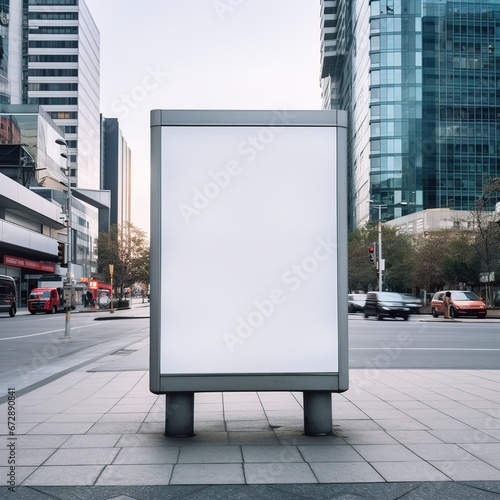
[192,421,227,432]
[428,429,499,444]
[457,417,500,429]
[170,464,244,484]
[27,422,94,435]
[228,431,279,446]
[242,445,303,463]
[387,430,445,444]
[15,435,69,449]
[138,422,165,433]
[460,443,500,462]
[372,417,429,431]
[87,422,141,434]
[113,446,180,464]
[413,417,474,429]
[405,443,479,461]
[22,465,104,486]
[43,414,100,423]
[44,447,119,466]
[370,461,450,482]
[178,446,243,463]
[430,461,500,481]
[297,445,364,463]
[97,412,147,423]
[96,464,173,485]
[244,463,316,484]
[0,466,36,485]
[115,434,179,448]
[352,444,424,462]
[226,420,272,432]
[343,430,400,445]
[274,432,346,446]
[309,462,384,483]
[333,419,383,431]
[0,448,55,466]
[61,434,121,448]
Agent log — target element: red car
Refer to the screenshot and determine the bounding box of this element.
[431,290,487,318]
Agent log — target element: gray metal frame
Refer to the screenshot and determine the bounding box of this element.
[150,109,348,394]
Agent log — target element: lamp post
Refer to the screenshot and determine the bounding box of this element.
[56,138,72,338]
[109,263,114,314]
[369,201,407,291]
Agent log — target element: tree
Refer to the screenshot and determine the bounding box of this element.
[472,178,500,304]
[413,230,479,293]
[348,224,379,292]
[382,227,416,291]
[348,223,417,292]
[96,222,150,298]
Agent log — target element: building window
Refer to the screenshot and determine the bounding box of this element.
[28,40,79,49]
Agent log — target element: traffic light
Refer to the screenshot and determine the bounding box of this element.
[57,242,66,266]
[368,246,375,264]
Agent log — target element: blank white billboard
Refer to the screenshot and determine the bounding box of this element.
[150,110,348,392]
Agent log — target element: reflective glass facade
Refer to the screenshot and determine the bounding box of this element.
[320,0,500,228]
[26,0,100,190]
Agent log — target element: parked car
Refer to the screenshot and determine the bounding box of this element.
[348,293,367,313]
[0,275,17,317]
[431,290,487,318]
[364,291,413,321]
[28,287,64,314]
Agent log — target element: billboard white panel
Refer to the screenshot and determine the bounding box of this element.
[150,110,348,392]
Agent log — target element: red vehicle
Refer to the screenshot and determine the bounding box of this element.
[28,287,64,314]
[88,280,113,308]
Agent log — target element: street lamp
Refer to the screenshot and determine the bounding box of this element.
[369,200,407,291]
[109,263,114,314]
[56,138,72,338]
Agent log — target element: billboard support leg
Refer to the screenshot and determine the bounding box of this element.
[165,392,195,437]
[303,391,332,436]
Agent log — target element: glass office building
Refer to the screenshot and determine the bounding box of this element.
[26,0,101,190]
[320,0,500,229]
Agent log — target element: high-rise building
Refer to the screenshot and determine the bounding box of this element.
[23,0,100,189]
[320,0,500,229]
[0,0,107,289]
[101,117,132,227]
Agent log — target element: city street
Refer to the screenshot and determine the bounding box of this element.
[0,305,149,401]
[1,308,500,495]
[1,307,499,402]
[349,314,500,369]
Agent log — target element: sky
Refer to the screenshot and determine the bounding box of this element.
[84,0,322,234]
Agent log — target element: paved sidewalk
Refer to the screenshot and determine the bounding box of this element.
[2,332,500,498]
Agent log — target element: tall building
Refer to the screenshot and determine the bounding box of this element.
[101,117,132,227]
[23,0,100,190]
[320,0,500,229]
[0,1,107,293]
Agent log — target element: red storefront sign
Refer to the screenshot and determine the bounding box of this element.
[3,255,55,273]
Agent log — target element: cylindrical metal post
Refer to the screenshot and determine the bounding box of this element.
[165,392,195,437]
[303,391,332,436]
[378,217,383,292]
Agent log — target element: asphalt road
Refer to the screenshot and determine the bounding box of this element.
[349,313,500,369]
[0,306,149,398]
[1,308,498,399]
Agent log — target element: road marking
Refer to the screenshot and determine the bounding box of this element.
[0,324,96,341]
[350,347,500,351]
